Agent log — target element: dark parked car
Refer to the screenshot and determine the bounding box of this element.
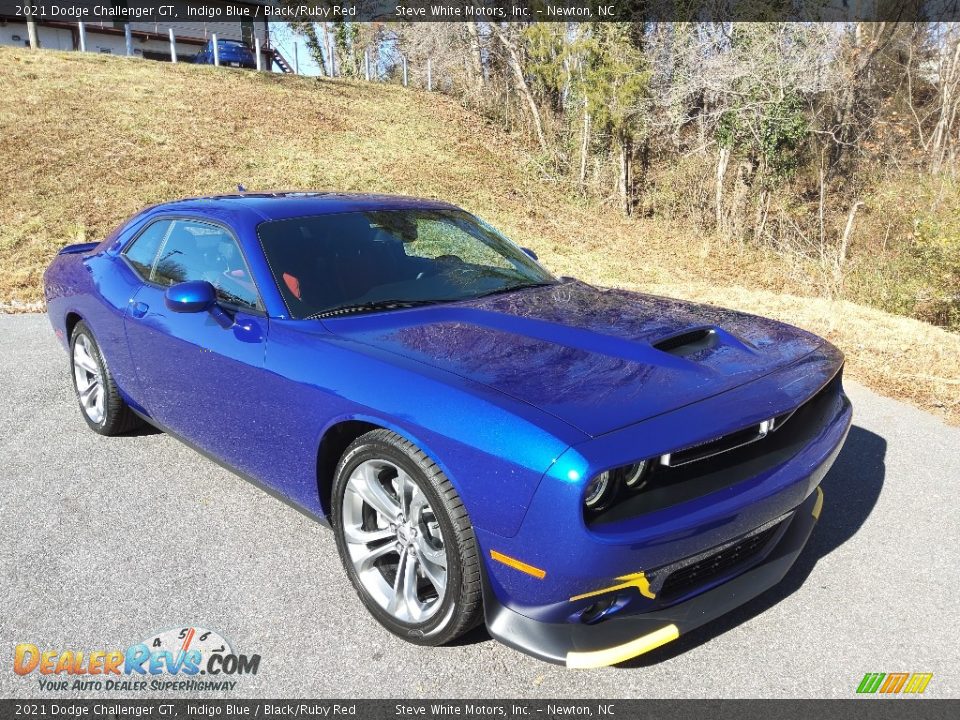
[194,39,257,69]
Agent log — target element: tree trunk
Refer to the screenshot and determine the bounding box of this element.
[831,22,890,172]
[818,151,827,263]
[728,158,755,244]
[490,24,547,152]
[618,133,633,216]
[323,23,334,77]
[579,107,590,189]
[636,137,650,215]
[466,22,484,88]
[753,189,770,242]
[931,33,960,172]
[715,147,730,230]
[298,23,327,77]
[837,200,864,270]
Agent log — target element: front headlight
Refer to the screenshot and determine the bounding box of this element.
[621,460,649,489]
[583,460,652,513]
[583,470,615,510]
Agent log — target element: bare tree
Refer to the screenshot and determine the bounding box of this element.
[489,23,548,152]
[465,22,485,89]
[928,24,960,172]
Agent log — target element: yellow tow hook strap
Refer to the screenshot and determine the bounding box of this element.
[569,571,655,603]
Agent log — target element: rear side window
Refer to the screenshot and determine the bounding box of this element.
[123,220,173,279]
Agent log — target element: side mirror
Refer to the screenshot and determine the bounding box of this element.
[521,247,539,261]
[165,280,216,313]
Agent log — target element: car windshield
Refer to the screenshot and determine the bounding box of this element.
[257,209,555,319]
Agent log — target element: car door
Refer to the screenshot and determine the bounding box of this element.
[121,216,268,474]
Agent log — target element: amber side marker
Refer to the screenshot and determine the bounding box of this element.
[489,550,546,579]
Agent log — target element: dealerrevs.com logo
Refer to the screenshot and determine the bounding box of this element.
[13,626,260,692]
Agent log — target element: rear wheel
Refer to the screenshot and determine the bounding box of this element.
[70,321,142,436]
[332,429,483,645]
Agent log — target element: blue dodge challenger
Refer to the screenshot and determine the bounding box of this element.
[43,192,851,668]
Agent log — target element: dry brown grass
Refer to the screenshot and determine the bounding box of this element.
[2,47,958,423]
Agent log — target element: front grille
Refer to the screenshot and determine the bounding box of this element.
[659,523,780,600]
[664,422,772,467]
[589,370,845,527]
[661,378,832,469]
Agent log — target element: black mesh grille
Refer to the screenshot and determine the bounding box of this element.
[589,371,845,527]
[659,523,780,599]
[666,423,769,466]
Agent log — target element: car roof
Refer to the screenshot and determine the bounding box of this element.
[151,192,461,223]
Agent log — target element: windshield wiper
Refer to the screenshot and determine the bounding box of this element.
[308,299,441,320]
[473,281,556,300]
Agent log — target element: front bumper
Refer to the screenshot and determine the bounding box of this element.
[482,483,826,667]
[474,344,851,666]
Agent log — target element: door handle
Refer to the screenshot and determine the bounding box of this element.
[129,300,149,319]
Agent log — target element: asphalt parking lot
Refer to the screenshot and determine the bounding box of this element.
[1,312,958,698]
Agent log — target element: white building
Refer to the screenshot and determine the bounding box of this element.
[0,1,293,72]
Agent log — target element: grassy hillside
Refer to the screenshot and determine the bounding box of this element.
[2,46,959,423]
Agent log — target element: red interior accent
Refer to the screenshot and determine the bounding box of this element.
[282,272,301,300]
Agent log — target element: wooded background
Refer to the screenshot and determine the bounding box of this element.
[291,20,960,332]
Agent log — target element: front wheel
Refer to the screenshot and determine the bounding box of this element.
[332,429,483,645]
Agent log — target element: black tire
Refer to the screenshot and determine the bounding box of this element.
[69,321,143,436]
[332,429,483,645]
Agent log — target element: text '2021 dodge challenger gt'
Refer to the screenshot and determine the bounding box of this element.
[43,192,851,668]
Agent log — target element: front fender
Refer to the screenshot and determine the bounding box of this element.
[252,320,586,536]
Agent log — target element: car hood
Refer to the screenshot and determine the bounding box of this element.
[325,280,825,436]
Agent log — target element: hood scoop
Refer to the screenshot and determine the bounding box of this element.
[652,327,719,358]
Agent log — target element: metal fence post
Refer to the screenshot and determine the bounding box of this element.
[212,33,219,66]
[293,42,299,75]
[255,36,262,71]
[169,28,177,63]
[427,57,432,91]
[26,14,38,49]
[402,55,408,87]
[364,48,370,81]
[124,23,133,57]
[78,22,86,52]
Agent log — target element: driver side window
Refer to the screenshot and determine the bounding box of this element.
[124,218,261,312]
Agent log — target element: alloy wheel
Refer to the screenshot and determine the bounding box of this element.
[341,459,448,624]
[73,334,104,425]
